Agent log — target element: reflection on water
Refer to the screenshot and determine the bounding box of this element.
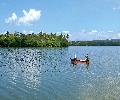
[72,61,89,71]
[0,46,120,100]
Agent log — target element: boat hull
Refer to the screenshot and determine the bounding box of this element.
[70,58,89,65]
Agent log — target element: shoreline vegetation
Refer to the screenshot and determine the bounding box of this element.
[0,31,69,47]
[69,39,120,46]
[0,31,120,47]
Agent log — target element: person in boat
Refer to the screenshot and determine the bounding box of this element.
[70,54,77,63]
[74,54,77,60]
[85,54,89,61]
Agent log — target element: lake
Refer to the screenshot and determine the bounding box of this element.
[0,46,120,100]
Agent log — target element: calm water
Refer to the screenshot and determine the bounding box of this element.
[0,46,120,100]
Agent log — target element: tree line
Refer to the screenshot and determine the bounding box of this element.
[0,31,69,47]
[69,41,120,46]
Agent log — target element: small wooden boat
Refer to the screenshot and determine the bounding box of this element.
[70,58,89,65]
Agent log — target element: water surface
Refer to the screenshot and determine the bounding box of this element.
[0,46,120,100]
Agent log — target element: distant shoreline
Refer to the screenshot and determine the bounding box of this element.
[69,39,120,46]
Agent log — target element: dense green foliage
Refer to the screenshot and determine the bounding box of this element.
[0,31,69,47]
[69,40,120,46]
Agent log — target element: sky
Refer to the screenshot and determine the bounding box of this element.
[0,0,120,41]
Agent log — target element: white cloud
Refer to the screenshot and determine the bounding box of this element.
[22,30,39,34]
[113,6,120,10]
[5,13,17,24]
[29,31,34,34]
[5,9,41,26]
[92,30,97,32]
[68,31,120,41]
[62,31,69,34]
[118,33,120,37]
[82,30,85,32]
[0,31,7,34]
[22,30,27,34]
[108,31,113,32]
